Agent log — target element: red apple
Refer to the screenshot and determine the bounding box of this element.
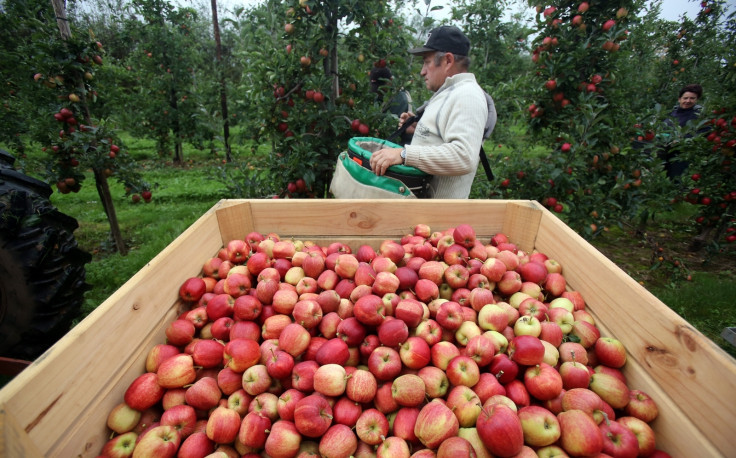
[134,425,180,458]
[600,419,639,458]
[518,405,561,447]
[476,403,524,457]
[355,408,389,445]
[558,409,604,456]
[414,400,460,449]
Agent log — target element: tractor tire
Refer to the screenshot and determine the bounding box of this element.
[0,149,91,360]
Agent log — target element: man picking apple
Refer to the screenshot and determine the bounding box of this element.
[369,25,497,198]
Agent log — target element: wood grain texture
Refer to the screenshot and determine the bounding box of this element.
[1,199,734,457]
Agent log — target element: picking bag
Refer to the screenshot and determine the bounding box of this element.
[329,137,432,199]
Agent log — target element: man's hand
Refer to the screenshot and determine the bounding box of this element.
[399,112,417,135]
[370,147,403,176]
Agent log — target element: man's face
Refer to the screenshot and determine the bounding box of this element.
[678,91,698,109]
[420,52,448,92]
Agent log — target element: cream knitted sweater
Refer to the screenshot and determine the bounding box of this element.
[404,72,490,199]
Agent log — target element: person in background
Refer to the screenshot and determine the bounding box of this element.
[369,25,496,199]
[369,66,412,118]
[661,84,704,180]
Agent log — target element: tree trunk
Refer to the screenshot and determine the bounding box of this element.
[211,0,232,162]
[51,0,128,255]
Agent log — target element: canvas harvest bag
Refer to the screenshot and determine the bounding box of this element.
[329,137,433,199]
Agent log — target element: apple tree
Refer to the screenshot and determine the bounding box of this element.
[222,0,417,197]
[486,0,679,237]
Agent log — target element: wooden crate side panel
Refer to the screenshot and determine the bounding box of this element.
[500,202,543,253]
[532,209,736,457]
[0,207,224,457]
[214,199,530,243]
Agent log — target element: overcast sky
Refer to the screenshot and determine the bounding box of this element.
[195,0,724,23]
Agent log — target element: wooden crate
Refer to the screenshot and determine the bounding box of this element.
[1,199,735,457]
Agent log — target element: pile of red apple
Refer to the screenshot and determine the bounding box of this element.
[100,223,670,458]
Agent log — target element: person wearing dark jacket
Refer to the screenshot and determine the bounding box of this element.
[661,84,704,180]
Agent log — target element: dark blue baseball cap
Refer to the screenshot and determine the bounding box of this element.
[408,26,470,56]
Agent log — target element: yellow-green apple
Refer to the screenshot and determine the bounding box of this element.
[524,362,563,401]
[376,435,410,458]
[558,409,604,456]
[482,394,517,412]
[476,403,524,457]
[399,336,431,369]
[264,420,302,458]
[514,315,542,337]
[391,374,426,407]
[536,444,568,457]
[430,341,460,370]
[518,405,561,447]
[458,427,493,458]
[227,389,251,416]
[319,424,359,457]
[392,407,420,444]
[414,400,460,449]
[600,419,639,457]
[242,364,271,396]
[177,432,215,458]
[446,385,482,427]
[543,258,562,274]
[313,363,347,397]
[617,416,657,456]
[293,394,334,438]
[107,402,142,434]
[123,372,166,411]
[223,338,260,372]
[368,346,402,381]
[594,336,627,368]
[560,290,585,311]
[559,360,591,390]
[134,424,180,458]
[547,307,574,335]
[446,355,481,388]
[504,378,531,408]
[191,339,225,369]
[314,337,349,366]
[625,389,659,422]
[417,365,450,399]
[589,372,630,409]
[508,335,545,366]
[100,431,137,458]
[356,408,389,445]
[478,304,508,332]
